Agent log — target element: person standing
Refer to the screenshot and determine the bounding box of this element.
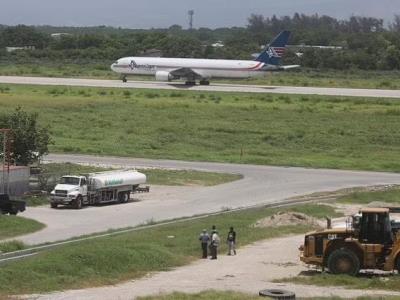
[210,230,220,259]
[227,226,237,255]
[199,229,210,259]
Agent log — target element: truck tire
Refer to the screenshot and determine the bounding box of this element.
[50,203,58,209]
[9,207,18,215]
[327,248,360,276]
[119,192,129,203]
[73,196,83,209]
[259,289,295,299]
[123,192,130,203]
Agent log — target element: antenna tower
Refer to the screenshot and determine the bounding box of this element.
[188,10,194,30]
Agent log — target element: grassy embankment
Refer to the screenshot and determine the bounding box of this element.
[23,163,242,206]
[275,187,400,292]
[0,216,45,250]
[1,62,400,89]
[1,84,400,171]
[277,273,400,293]
[337,185,400,205]
[0,204,341,295]
[138,291,261,300]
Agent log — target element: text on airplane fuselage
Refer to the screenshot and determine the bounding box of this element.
[129,60,156,70]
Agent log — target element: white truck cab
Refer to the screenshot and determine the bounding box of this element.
[50,176,88,209]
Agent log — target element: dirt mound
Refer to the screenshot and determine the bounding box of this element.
[253,211,323,229]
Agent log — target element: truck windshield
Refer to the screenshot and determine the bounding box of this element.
[60,177,80,185]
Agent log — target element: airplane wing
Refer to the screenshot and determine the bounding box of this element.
[169,67,203,79]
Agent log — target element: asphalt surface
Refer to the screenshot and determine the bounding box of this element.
[1,75,400,98]
[17,153,400,245]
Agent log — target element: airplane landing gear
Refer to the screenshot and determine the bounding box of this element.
[199,80,210,86]
[185,80,196,86]
[121,75,127,83]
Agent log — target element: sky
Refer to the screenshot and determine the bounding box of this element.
[1,0,400,29]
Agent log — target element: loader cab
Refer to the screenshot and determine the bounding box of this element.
[358,208,392,245]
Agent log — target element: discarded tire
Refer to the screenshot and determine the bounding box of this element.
[259,288,295,299]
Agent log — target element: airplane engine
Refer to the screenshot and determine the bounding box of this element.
[155,71,173,82]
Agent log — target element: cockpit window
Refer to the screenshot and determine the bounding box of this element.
[113,61,119,65]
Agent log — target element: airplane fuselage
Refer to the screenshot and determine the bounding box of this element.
[111,57,270,80]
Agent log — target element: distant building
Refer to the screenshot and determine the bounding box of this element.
[51,33,72,39]
[5,46,35,52]
[288,44,343,50]
[0,166,30,196]
[211,41,224,48]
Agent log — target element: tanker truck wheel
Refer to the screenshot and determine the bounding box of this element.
[119,192,130,203]
[73,196,83,209]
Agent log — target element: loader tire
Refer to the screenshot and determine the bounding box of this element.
[259,289,295,299]
[328,248,360,276]
[396,256,400,274]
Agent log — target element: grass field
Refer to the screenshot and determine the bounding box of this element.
[337,186,400,205]
[137,291,261,300]
[1,84,400,171]
[0,203,338,295]
[0,216,45,240]
[1,62,400,89]
[276,273,400,293]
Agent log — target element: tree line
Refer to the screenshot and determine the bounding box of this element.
[0,13,400,70]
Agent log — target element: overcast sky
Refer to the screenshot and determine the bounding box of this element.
[1,0,399,28]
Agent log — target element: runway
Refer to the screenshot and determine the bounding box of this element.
[1,75,400,98]
[17,153,400,245]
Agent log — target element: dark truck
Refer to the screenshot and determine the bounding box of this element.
[0,194,26,215]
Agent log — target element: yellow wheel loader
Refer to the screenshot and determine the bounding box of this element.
[299,207,400,275]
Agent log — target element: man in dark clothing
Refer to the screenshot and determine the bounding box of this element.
[199,229,210,258]
[227,226,237,255]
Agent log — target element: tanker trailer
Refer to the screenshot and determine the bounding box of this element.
[50,170,146,209]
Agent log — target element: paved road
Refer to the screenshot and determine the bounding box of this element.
[17,154,400,245]
[1,76,400,98]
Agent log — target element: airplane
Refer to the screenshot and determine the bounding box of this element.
[110,31,299,85]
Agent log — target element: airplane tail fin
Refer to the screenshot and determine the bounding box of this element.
[255,31,291,65]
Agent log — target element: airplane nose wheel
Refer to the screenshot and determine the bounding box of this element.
[121,75,127,83]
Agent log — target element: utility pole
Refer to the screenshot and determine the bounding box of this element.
[0,129,12,194]
[188,10,194,30]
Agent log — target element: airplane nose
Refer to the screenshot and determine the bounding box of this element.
[110,63,116,71]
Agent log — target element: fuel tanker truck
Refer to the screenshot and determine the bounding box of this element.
[49,170,147,209]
